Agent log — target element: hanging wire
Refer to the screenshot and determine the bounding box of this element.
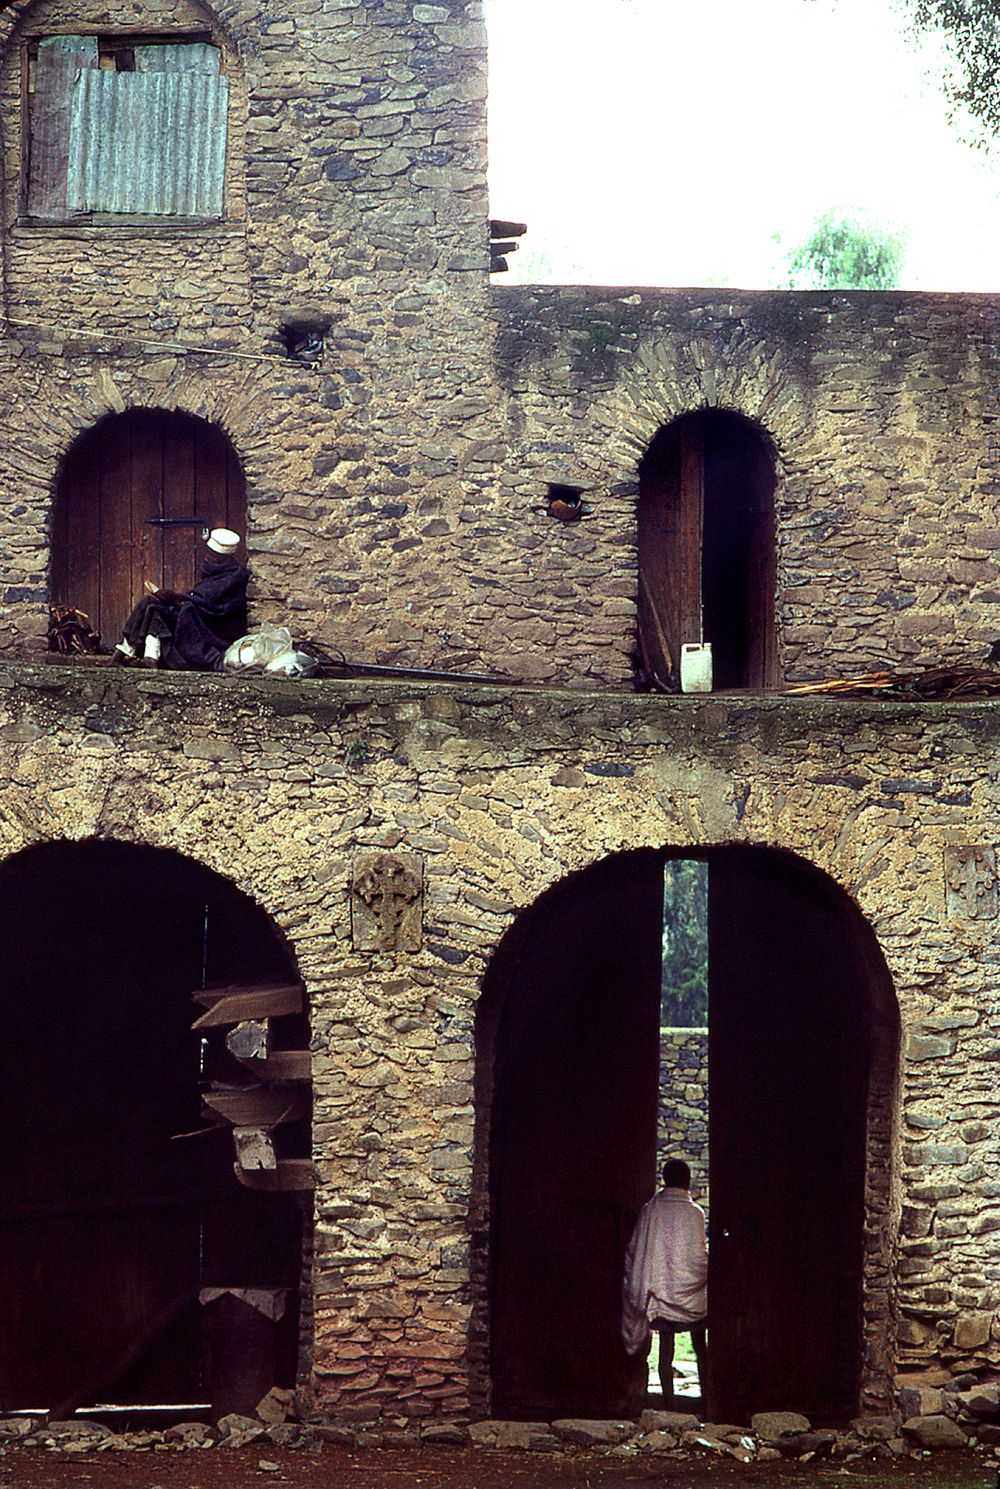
[5,317,294,365]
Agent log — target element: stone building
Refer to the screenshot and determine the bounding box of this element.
[0,0,997,1435]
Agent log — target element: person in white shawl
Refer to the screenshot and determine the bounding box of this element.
[622,1158,708,1405]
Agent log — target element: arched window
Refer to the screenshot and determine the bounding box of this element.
[51,408,246,647]
[637,410,777,691]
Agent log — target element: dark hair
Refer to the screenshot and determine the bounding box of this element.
[662,1159,691,1189]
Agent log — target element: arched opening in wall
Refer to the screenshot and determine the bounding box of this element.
[50,409,246,648]
[637,410,777,691]
[0,840,311,1421]
[476,846,898,1424]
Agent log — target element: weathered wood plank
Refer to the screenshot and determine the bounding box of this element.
[203,1087,308,1128]
[234,1050,311,1083]
[27,36,98,219]
[192,986,302,1028]
[192,981,303,1009]
[488,218,527,238]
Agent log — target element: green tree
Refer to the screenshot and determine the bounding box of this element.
[783,211,903,289]
[661,860,708,1027]
[903,0,1000,139]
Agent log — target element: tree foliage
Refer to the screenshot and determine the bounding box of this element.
[905,0,1000,139]
[661,860,708,1027]
[783,211,903,289]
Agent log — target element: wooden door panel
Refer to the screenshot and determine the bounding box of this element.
[638,423,703,689]
[162,410,199,595]
[707,852,868,1424]
[490,853,663,1418]
[51,410,246,645]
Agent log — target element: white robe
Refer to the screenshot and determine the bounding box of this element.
[621,1186,708,1355]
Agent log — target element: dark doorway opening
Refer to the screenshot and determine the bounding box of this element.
[637,411,777,691]
[478,846,897,1424]
[50,408,246,648]
[0,840,308,1418]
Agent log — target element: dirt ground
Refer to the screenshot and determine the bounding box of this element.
[0,1445,993,1489]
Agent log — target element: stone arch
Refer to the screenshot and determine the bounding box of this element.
[50,405,247,646]
[473,842,900,1423]
[0,837,312,1417]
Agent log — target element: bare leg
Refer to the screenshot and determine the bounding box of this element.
[690,1323,708,1403]
[657,1326,675,1405]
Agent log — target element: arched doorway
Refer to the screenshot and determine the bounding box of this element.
[478,846,898,1424]
[637,410,777,691]
[0,841,309,1418]
[50,409,246,647]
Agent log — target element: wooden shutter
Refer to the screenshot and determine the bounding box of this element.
[26,35,98,219]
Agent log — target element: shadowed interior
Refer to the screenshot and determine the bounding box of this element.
[0,839,306,1413]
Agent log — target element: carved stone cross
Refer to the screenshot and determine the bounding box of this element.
[944,845,998,922]
[352,851,423,951]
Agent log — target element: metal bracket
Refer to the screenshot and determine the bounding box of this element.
[144,518,209,532]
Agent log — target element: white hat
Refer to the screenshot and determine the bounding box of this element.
[206,528,241,555]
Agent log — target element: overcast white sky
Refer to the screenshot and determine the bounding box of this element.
[484,0,1000,290]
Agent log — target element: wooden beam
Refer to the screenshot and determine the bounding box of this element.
[203,1087,309,1128]
[235,1049,311,1083]
[489,217,527,238]
[192,982,303,1010]
[234,1159,316,1192]
[192,986,302,1028]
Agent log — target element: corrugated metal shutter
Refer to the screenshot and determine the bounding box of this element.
[64,47,227,218]
[27,35,98,219]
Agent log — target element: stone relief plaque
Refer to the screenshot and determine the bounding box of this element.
[943,845,998,921]
[352,851,423,951]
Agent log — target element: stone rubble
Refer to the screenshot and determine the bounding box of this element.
[3,1370,1000,1462]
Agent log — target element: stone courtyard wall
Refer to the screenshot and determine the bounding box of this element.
[0,664,996,1418]
[490,286,1000,687]
[659,1028,709,1206]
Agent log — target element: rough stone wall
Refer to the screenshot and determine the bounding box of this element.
[490,287,1000,687]
[1,0,999,703]
[0,666,997,1417]
[0,0,500,663]
[658,1028,708,1201]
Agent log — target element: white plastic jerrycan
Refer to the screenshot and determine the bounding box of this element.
[680,642,713,694]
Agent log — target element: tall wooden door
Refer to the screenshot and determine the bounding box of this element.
[706,850,870,1423]
[637,412,777,691]
[51,409,245,646]
[489,853,663,1419]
